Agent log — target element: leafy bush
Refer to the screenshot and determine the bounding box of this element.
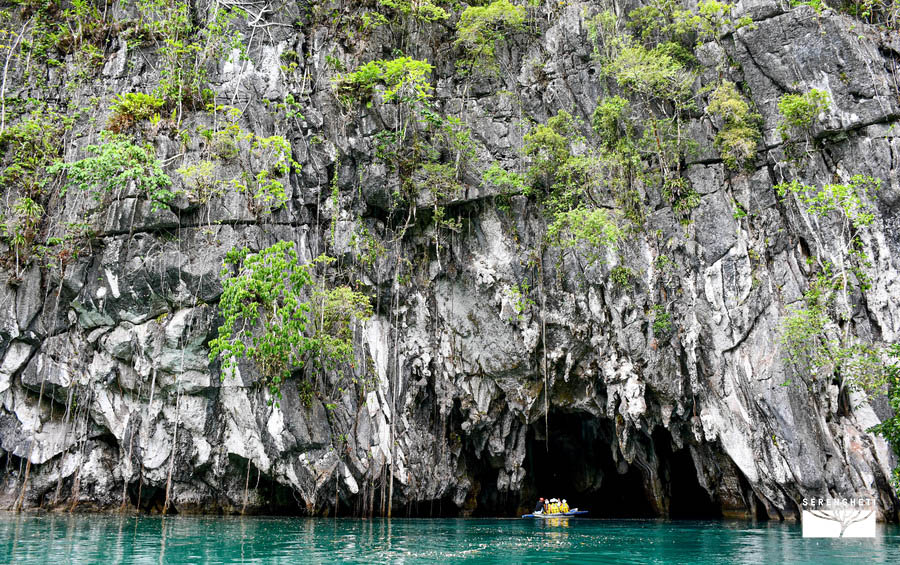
[524,110,580,195]
[778,175,883,394]
[50,133,173,211]
[706,81,761,170]
[868,345,900,493]
[232,135,295,215]
[455,0,527,75]
[547,207,624,264]
[592,95,631,149]
[663,176,701,221]
[483,163,527,193]
[652,304,672,335]
[505,282,536,322]
[837,0,900,29]
[209,241,372,400]
[135,0,244,112]
[377,0,449,22]
[586,9,623,62]
[628,0,745,49]
[177,160,222,204]
[775,175,877,229]
[1,197,44,275]
[607,44,693,101]
[334,57,434,106]
[108,92,165,133]
[0,109,65,198]
[777,88,830,140]
[610,265,634,288]
[415,161,463,201]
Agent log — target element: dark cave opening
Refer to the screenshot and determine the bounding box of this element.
[466,463,522,518]
[651,428,722,519]
[523,412,655,518]
[227,455,306,515]
[520,412,721,519]
[128,482,172,514]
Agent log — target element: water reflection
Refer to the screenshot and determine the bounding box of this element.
[1,515,898,564]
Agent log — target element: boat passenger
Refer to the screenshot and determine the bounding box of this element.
[549,499,559,514]
[560,499,569,513]
[534,497,545,514]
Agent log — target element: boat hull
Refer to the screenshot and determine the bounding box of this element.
[521,510,589,518]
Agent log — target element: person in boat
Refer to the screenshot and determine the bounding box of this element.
[560,499,569,513]
[549,499,559,514]
[543,498,550,513]
[534,497,545,514]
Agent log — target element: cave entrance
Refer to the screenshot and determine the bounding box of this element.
[522,412,720,519]
[524,412,654,518]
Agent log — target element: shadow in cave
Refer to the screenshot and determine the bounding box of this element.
[522,412,721,519]
[226,455,306,515]
[652,428,722,519]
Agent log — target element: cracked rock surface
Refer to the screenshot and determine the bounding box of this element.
[0,1,898,519]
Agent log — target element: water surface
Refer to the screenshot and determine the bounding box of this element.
[1,514,897,563]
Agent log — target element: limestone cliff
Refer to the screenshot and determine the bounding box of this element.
[1,0,899,520]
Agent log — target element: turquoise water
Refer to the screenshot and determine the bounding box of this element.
[1,514,898,563]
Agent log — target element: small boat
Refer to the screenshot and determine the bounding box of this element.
[521,510,589,518]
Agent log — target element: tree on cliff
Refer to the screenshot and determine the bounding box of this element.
[208,240,372,404]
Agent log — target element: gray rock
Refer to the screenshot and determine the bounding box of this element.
[0,3,897,521]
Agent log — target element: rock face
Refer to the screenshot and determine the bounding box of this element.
[0,1,898,520]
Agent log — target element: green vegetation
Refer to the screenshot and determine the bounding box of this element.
[7,0,109,83]
[107,93,165,133]
[592,95,631,149]
[589,96,645,224]
[505,281,536,322]
[135,0,244,114]
[377,0,449,22]
[790,0,826,13]
[483,163,527,193]
[868,345,900,493]
[777,88,830,141]
[455,0,528,76]
[521,0,733,262]
[585,5,715,225]
[209,241,372,401]
[177,160,222,206]
[837,0,900,29]
[50,133,173,211]
[547,207,624,264]
[173,105,299,217]
[204,105,245,160]
[519,109,636,256]
[1,197,44,276]
[231,134,296,215]
[523,110,583,202]
[334,57,434,106]
[0,105,75,274]
[0,108,66,199]
[610,265,634,289]
[706,81,761,170]
[777,176,885,395]
[775,175,877,230]
[652,304,673,336]
[606,44,693,102]
[627,0,750,49]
